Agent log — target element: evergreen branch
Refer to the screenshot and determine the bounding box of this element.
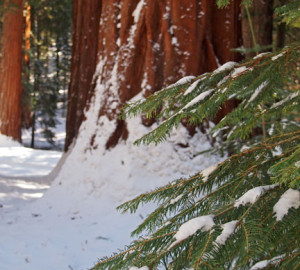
[194,230,213,269]
[275,0,300,26]
[93,21,300,268]
[121,43,300,146]
[240,222,249,254]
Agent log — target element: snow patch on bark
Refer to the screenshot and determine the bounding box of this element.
[132,0,145,24]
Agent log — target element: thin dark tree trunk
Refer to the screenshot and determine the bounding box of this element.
[276,22,286,49]
[30,110,35,148]
[31,7,41,148]
[56,36,60,93]
[276,0,287,49]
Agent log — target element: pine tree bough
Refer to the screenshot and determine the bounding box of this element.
[91,2,300,269]
[92,40,300,269]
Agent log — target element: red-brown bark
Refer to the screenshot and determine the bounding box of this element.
[96,0,241,148]
[0,0,24,141]
[65,0,102,150]
[66,0,242,150]
[21,2,32,128]
[24,3,31,65]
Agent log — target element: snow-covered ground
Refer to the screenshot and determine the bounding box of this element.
[0,106,223,270]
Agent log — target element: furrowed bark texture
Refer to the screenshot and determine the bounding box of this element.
[66,0,241,150]
[0,0,24,141]
[65,0,102,151]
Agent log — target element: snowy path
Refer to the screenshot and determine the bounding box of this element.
[0,176,50,210]
[0,136,61,210]
[0,120,223,270]
[0,135,155,270]
[0,135,65,269]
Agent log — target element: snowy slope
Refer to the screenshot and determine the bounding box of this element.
[0,90,223,270]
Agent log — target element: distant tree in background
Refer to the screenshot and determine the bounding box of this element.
[0,0,72,146]
[0,0,24,141]
[26,0,72,148]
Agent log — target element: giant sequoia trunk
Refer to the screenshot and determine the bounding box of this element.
[66,0,241,150]
[0,0,24,141]
[65,0,102,150]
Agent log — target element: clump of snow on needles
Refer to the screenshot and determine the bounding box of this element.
[231,66,247,77]
[214,220,239,246]
[250,255,284,270]
[271,52,285,61]
[169,194,183,205]
[130,266,149,270]
[213,61,236,74]
[273,188,300,221]
[201,163,219,182]
[235,184,278,207]
[181,89,214,110]
[169,215,215,249]
[250,260,269,270]
[184,79,201,96]
[168,76,195,88]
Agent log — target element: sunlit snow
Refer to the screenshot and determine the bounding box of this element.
[0,114,221,270]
